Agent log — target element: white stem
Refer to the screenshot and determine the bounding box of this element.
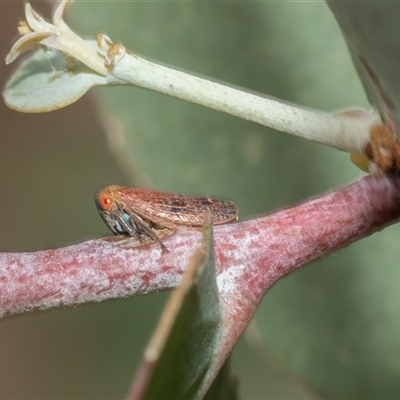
[108,52,381,154]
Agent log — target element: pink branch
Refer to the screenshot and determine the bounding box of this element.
[0,174,399,322]
[210,173,400,388]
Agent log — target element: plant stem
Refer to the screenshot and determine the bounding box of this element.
[109,50,381,153]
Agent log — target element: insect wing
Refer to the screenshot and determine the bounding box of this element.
[115,187,238,227]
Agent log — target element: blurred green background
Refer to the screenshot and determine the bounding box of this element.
[1,1,400,398]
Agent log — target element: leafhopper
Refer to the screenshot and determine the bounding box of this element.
[95,185,238,252]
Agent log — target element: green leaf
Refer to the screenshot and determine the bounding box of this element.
[129,219,235,399]
[204,359,238,400]
[328,2,400,127]
[3,46,107,113]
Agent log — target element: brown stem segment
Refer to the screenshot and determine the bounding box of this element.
[365,124,400,173]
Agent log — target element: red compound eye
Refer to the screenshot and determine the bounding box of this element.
[99,194,114,211]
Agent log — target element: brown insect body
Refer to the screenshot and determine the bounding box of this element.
[95,185,238,252]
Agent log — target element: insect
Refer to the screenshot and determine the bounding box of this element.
[95,185,238,252]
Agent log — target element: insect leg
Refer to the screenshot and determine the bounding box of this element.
[114,213,137,236]
[127,211,170,253]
